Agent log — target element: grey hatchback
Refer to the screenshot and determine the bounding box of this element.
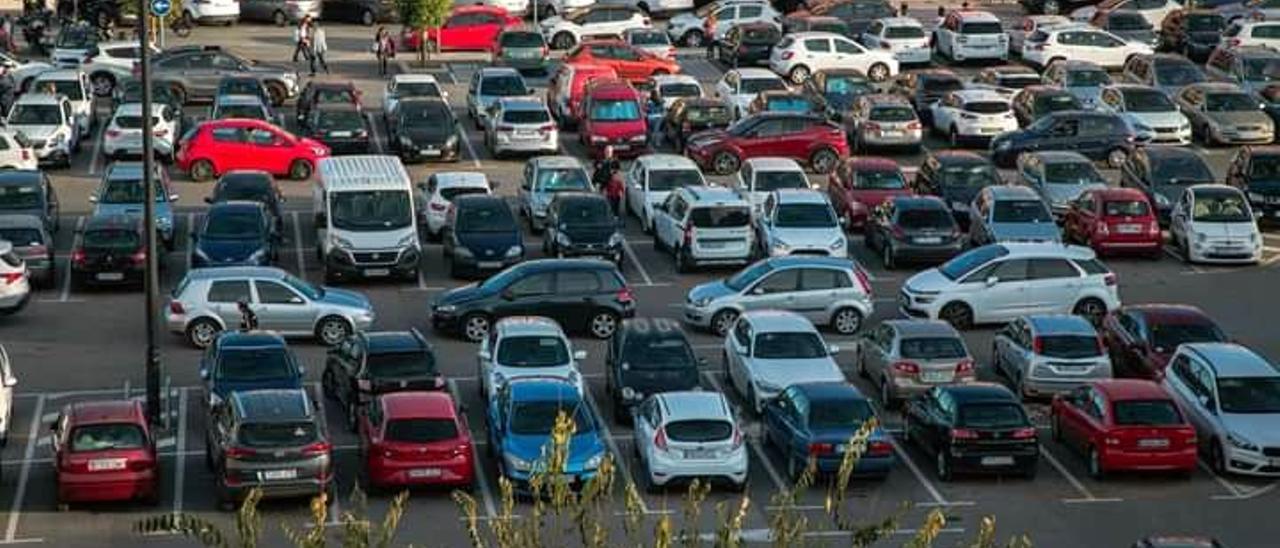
[968,185,1061,246]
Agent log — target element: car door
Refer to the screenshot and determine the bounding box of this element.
[795,267,852,324]
[1023,258,1084,314]
[735,117,785,159]
[205,279,253,328]
[1165,354,1217,445]
[727,317,753,395]
[739,267,801,313]
[656,193,686,249]
[1065,191,1097,243]
[252,279,313,334]
[497,272,555,321]
[801,37,834,72]
[632,397,659,461]
[247,127,292,175]
[974,258,1031,321]
[832,37,868,73]
[859,324,893,384]
[1169,190,1192,247]
[548,269,605,332]
[208,125,251,171]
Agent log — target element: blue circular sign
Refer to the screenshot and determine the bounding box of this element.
[151,0,171,17]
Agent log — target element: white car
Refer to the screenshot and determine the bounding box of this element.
[650,74,704,110]
[0,129,37,170]
[29,69,93,134]
[769,32,898,85]
[722,310,845,414]
[0,52,53,96]
[653,185,755,272]
[633,391,748,491]
[6,94,79,168]
[624,154,706,233]
[1099,84,1191,145]
[667,0,780,47]
[899,242,1122,329]
[477,316,587,399]
[861,17,932,65]
[82,40,157,97]
[713,68,789,119]
[754,189,847,258]
[929,89,1019,147]
[1021,26,1151,69]
[543,0,595,17]
[1009,15,1073,56]
[383,74,446,124]
[103,102,178,161]
[182,0,241,25]
[933,10,1009,62]
[417,171,492,240]
[484,97,558,157]
[1070,0,1180,29]
[0,241,30,316]
[734,157,811,215]
[624,28,676,59]
[1224,20,1280,51]
[540,5,651,50]
[1169,184,1262,265]
[485,0,531,16]
[0,343,16,445]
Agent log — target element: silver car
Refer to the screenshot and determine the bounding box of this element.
[467,68,532,130]
[476,316,587,399]
[484,97,558,157]
[166,266,375,348]
[754,189,847,259]
[969,185,1061,246]
[519,155,594,232]
[722,310,845,414]
[1016,151,1109,218]
[632,391,748,491]
[848,94,923,152]
[854,319,975,407]
[992,315,1113,398]
[1175,82,1275,145]
[1044,60,1110,110]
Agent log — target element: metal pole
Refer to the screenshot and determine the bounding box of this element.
[139,0,162,427]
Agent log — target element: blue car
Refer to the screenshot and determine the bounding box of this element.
[191,201,279,268]
[443,194,524,279]
[91,161,177,250]
[487,379,607,492]
[762,382,894,481]
[199,331,305,406]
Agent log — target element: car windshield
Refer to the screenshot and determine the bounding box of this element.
[755,171,809,192]
[1044,161,1105,184]
[282,273,323,300]
[963,101,1010,114]
[998,74,1042,89]
[940,164,999,188]
[869,106,916,122]
[215,347,295,381]
[648,169,701,191]
[665,419,733,442]
[1034,93,1081,113]
[808,398,873,429]
[1249,156,1280,181]
[316,110,365,131]
[457,202,515,233]
[622,335,695,370]
[1109,14,1150,31]
[500,32,544,47]
[855,169,906,189]
[536,168,591,192]
[1242,58,1280,82]
[690,206,750,227]
[1217,377,1280,414]
[742,27,781,44]
[366,351,436,378]
[203,209,263,239]
[958,403,1028,428]
[114,115,162,129]
[1155,64,1204,86]
[82,229,139,248]
[385,418,458,443]
[741,77,788,95]
[1205,92,1257,112]
[1067,70,1110,87]
[725,261,774,291]
[752,331,828,359]
[960,22,1003,34]
[99,178,167,204]
[311,87,356,104]
[775,203,836,228]
[1103,199,1151,217]
[1191,191,1252,222]
[1151,156,1214,184]
[1112,400,1183,426]
[900,337,967,359]
[630,30,668,45]
[510,399,596,434]
[8,104,62,125]
[886,25,926,38]
[480,75,528,96]
[659,83,701,99]
[825,76,873,96]
[70,423,145,452]
[590,99,640,121]
[897,207,955,229]
[1187,14,1223,31]
[1038,335,1102,359]
[329,190,412,231]
[395,81,443,99]
[0,228,42,246]
[687,105,732,123]
[238,421,319,448]
[440,187,488,201]
[221,81,263,96]
[398,103,452,135]
[1123,89,1175,112]
[938,245,1008,280]
[497,336,569,367]
[0,184,40,209]
[766,97,815,113]
[559,199,612,225]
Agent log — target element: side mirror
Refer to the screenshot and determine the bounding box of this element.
[2,375,16,388]
[478,350,492,361]
[199,369,209,380]
[203,196,213,204]
[289,296,304,304]
[751,286,766,295]
[490,180,501,190]
[573,350,588,360]
[985,276,999,287]
[828,344,841,355]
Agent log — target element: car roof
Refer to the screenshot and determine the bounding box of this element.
[478,67,522,78]
[734,67,782,80]
[184,265,290,282]
[930,149,988,163]
[1025,314,1097,335]
[741,309,817,332]
[1092,187,1147,201]
[1092,379,1174,401]
[651,74,699,86]
[861,93,910,106]
[114,102,168,116]
[507,378,581,402]
[1027,150,1091,164]
[764,255,857,270]
[986,185,1041,200]
[992,242,1098,260]
[34,69,81,81]
[531,155,587,170]
[787,31,849,41]
[658,391,731,421]
[682,185,750,205]
[884,319,959,338]
[216,94,266,106]
[104,160,164,180]
[231,389,314,422]
[0,170,40,186]
[429,171,489,188]
[1057,60,1105,71]
[207,200,266,214]
[217,330,288,348]
[392,74,440,84]
[1143,146,1205,162]
[876,16,923,27]
[1106,83,1163,94]
[496,97,547,111]
[891,195,949,210]
[551,191,608,206]
[986,64,1039,75]
[793,381,868,402]
[1188,183,1243,197]
[1184,82,1246,93]
[745,157,805,172]
[635,153,699,171]
[0,214,44,230]
[1183,343,1276,377]
[1123,304,1215,324]
[495,316,567,337]
[586,80,640,98]
[773,188,829,204]
[381,391,457,419]
[364,331,429,353]
[14,93,63,106]
[68,400,144,426]
[1021,84,1073,96]
[942,382,1017,403]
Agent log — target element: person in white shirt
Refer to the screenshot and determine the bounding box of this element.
[310,22,329,76]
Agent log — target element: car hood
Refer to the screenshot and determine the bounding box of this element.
[1245,179,1280,195]
[12,125,59,141]
[561,222,616,244]
[688,279,738,304]
[318,286,371,311]
[1222,413,1280,448]
[458,229,520,255]
[211,376,302,399]
[435,282,489,306]
[493,364,576,385]
[404,126,452,143]
[989,221,1061,243]
[904,268,952,293]
[1189,220,1257,239]
[770,226,842,247]
[1043,183,1104,206]
[95,202,173,220]
[196,236,266,263]
[1206,111,1271,127]
[504,431,606,469]
[1126,110,1187,129]
[686,128,729,148]
[752,357,844,388]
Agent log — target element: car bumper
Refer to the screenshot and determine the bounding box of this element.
[891,48,932,64]
[583,140,648,159]
[72,266,145,286]
[494,133,558,153]
[889,240,964,263]
[1213,129,1274,145]
[681,304,715,328]
[57,470,158,502]
[861,130,923,147]
[1100,447,1197,473]
[367,456,474,488]
[324,247,421,280]
[320,138,373,156]
[1224,447,1280,477]
[1137,129,1192,146]
[33,144,70,164]
[646,448,748,486]
[1094,239,1162,255]
[813,453,894,477]
[502,467,599,494]
[1023,376,1105,397]
[1187,242,1261,264]
[104,139,175,158]
[949,447,1038,473]
[556,243,621,262]
[223,475,331,501]
[398,142,460,162]
[889,374,976,399]
[767,246,848,259]
[448,251,523,276]
[949,45,1008,61]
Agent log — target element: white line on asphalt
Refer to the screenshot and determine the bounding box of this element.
[447,379,497,519]
[311,382,341,526]
[185,212,195,272]
[454,122,482,169]
[1200,461,1246,498]
[171,387,189,521]
[887,437,949,507]
[580,387,652,515]
[5,394,44,542]
[701,370,788,492]
[291,211,306,278]
[444,63,459,85]
[1041,444,1120,503]
[417,258,428,291]
[58,216,84,303]
[620,238,653,286]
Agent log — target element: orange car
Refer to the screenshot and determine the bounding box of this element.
[547,63,619,128]
[561,40,680,85]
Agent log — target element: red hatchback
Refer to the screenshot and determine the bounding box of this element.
[1051,380,1197,478]
[562,40,680,85]
[828,157,913,229]
[578,79,648,159]
[176,119,329,182]
[400,6,521,52]
[1101,304,1228,380]
[359,391,475,491]
[685,112,849,175]
[1062,187,1162,258]
[51,400,159,505]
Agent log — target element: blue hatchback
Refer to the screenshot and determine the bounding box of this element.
[191,201,278,268]
[91,162,177,250]
[486,379,607,492]
[762,382,895,481]
[199,331,306,406]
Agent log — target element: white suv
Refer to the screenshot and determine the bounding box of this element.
[733,157,811,215]
[103,102,179,161]
[754,189,847,258]
[6,94,79,168]
[899,243,1121,329]
[667,0,780,48]
[477,316,587,399]
[1169,185,1262,265]
[652,186,755,272]
[30,70,93,135]
[540,5,651,50]
[1022,26,1151,69]
[861,17,932,65]
[632,391,748,491]
[0,129,37,170]
[769,32,898,85]
[1224,20,1280,51]
[928,89,1019,147]
[933,11,1010,62]
[0,242,30,316]
[624,154,706,233]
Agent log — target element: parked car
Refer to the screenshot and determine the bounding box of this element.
[70,214,147,288]
[649,74,704,110]
[968,185,1062,246]
[80,40,156,98]
[239,0,320,25]
[1016,151,1109,217]
[633,391,748,491]
[624,27,676,59]
[181,0,240,25]
[442,194,524,279]
[929,89,1020,148]
[322,0,395,25]
[1121,53,1206,98]
[215,74,273,110]
[970,65,1043,93]
[382,74,445,122]
[1175,82,1275,146]
[103,102,179,161]
[712,67,789,120]
[484,97,558,158]
[519,155,594,232]
[295,81,361,126]
[909,150,1002,229]
[1021,25,1151,70]
[543,192,624,264]
[763,382,893,480]
[1223,19,1280,50]
[1070,0,1180,28]
[546,63,618,127]
[7,94,79,168]
[0,129,35,171]
[860,17,930,65]
[50,400,158,505]
[400,5,521,52]
[685,112,848,175]
[0,241,28,315]
[1091,9,1159,48]
[754,189,847,258]
[494,30,551,74]
[176,119,330,181]
[578,78,648,158]
[713,22,783,68]
[651,185,756,272]
[827,156,911,230]
[1043,60,1111,109]
[476,316,586,402]
[323,329,443,431]
[206,171,284,234]
[722,310,846,414]
[562,40,681,86]
[148,45,298,105]
[1225,146,1280,221]
[0,170,60,237]
[746,90,823,116]
[662,98,734,152]
[807,0,896,37]
[386,98,461,163]
[845,94,923,152]
[783,14,850,36]
[1168,184,1262,265]
[299,105,372,156]
[416,172,490,241]
[992,314,1113,397]
[932,10,1009,62]
[486,378,607,491]
[199,331,305,405]
[904,383,1039,480]
[1159,8,1224,61]
[802,69,875,121]
[29,69,93,133]
[1010,85,1083,128]
[0,215,53,288]
[190,201,279,268]
[1098,84,1193,146]
[1119,146,1216,225]
[768,31,898,85]
[467,67,532,131]
[624,154,706,233]
[989,110,1136,168]
[539,5,651,50]
[1062,187,1163,258]
[605,318,702,419]
[865,195,964,268]
[854,319,974,406]
[357,391,474,491]
[1101,304,1227,380]
[890,69,963,125]
[1203,46,1280,95]
[667,0,781,48]
[1051,379,1198,477]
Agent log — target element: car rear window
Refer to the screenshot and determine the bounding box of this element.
[216,347,296,381]
[689,206,750,228]
[1037,335,1102,359]
[896,207,955,229]
[0,228,43,246]
[766,97,815,113]
[755,171,809,192]
[623,334,695,370]
[740,77,787,95]
[1071,258,1109,275]
[395,81,443,99]
[480,75,528,96]
[1066,70,1110,87]
[992,200,1052,223]
[500,32,544,47]
[1150,321,1226,351]
[0,183,41,209]
[869,106,915,122]
[238,421,319,448]
[899,337,967,360]
[69,423,145,452]
[456,202,516,233]
[1112,400,1182,426]
[114,115,161,129]
[1044,161,1105,185]
[83,229,139,248]
[496,336,569,367]
[743,27,781,43]
[629,30,669,45]
[808,398,873,428]
[959,22,1004,35]
[0,251,18,268]
[752,331,828,359]
[664,419,733,442]
[957,403,1027,428]
[648,169,702,191]
[1103,199,1150,217]
[686,105,732,123]
[440,187,487,201]
[502,108,551,124]
[366,351,436,378]
[385,418,458,443]
[963,101,1009,114]
[559,198,613,223]
[854,169,906,189]
[885,26,925,39]
[660,83,701,99]
[1035,93,1080,112]
[922,77,964,94]
[590,99,641,121]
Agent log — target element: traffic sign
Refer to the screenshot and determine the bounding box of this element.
[151,0,171,17]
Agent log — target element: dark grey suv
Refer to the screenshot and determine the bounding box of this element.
[150,45,299,106]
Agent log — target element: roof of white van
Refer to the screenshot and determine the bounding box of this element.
[318,155,411,192]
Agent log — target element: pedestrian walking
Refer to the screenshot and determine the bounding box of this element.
[310,21,329,76]
[291,15,312,64]
[0,67,16,116]
[646,89,664,148]
[703,11,717,58]
[374,26,396,76]
[0,16,13,53]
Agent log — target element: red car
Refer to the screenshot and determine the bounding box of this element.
[547,63,618,128]
[359,391,475,490]
[176,119,330,182]
[827,157,913,229]
[1101,304,1228,380]
[51,400,159,505]
[561,40,680,85]
[1062,187,1162,258]
[1050,379,1197,478]
[578,78,648,159]
[685,112,849,175]
[400,5,521,52]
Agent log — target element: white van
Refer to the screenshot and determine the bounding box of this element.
[313,155,421,283]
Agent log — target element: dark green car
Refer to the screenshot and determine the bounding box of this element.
[494,30,549,74]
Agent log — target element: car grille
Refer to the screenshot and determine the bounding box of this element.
[1262,447,1280,458]
[351,250,401,265]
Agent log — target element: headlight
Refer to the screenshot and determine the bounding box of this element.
[50,133,66,146]
[398,135,414,147]
[1195,232,1206,243]
[1133,123,1152,133]
[620,387,638,400]
[312,146,328,156]
[608,232,624,247]
[589,135,607,144]
[505,453,533,472]
[330,234,354,249]
[1227,432,1260,452]
[396,233,418,249]
[829,236,845,250]
[692,296,713,307]
[505,245,523,258]
[1155,194,1170,207]
[445,135,459,148]
[584,453,604,470]
[628,134,646,143]
[556,232,572,246]
[208,392,222,407]
[434,304,457,313]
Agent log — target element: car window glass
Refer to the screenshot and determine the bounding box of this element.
[207,280,250,303]
[256,281,301,304]
[990,259,1028,282]
[733,319,750,347]
[508,273,553,297]
[804,38,831,53]
[211,127,247,143]
[1028,258,1078,280]
[755,269,800,294]
[800,268,851,291]
[556,270,603,294]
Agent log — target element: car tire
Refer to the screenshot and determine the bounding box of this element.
[289,159,314,181]
[809,148,838,174]
[1209,440,1227,474]
[712,150,740,175]
[935,451,953,481]
[711,309,738,337]
[1087,446,1105,479]
[856,348,869,379]
[949,126,961,148]
[747,382,761,415]
[190,159,216,181]
[831,307,862,335]
[788,64,811,85]
[682,30,705,48]
[266,82,287,107]
[940,302,973,330]
[272,10,287,26]
[867,63,890,83]
[186,318,221,349]
[588,309,619,339]
[204,443,214,471]
[553,32,576,50]
[360,9,375,26]
[315,316,352,346]
[1072,297,1107,326]
[321,368,337,400]
[462,313,491,343]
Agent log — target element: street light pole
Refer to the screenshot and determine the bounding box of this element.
[138,0,163,427]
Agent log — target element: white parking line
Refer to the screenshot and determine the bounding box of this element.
[58,216,84,303]
[454,122,482,169]
[580,387,652,514]
[447,379,496,519]
[1040,445,1121,503]
[1201,461,1247,499]
[620,238,653,286]
[171,387,189,521]
[887,437,950,507]
[88,128,103,176]
[290,211,306,278]
[5,395,44,543]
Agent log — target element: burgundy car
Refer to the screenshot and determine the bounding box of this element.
[1101,304,1228,380]
[827,157,913,230]
[684,112,849,175]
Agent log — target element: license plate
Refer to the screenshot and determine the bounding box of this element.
[980,456,1015,466]
[88,458,127,471]
[920,371,951,383]
[477,261,502,269]
[409,468,442,478]
[979,127,999,134]
[881,130,902,137]
[421,148,441,156]
[515,130,536,137]
[684,450,716,459]
[96,272,124,281]
[1138,438,1169,448]
[1117,224,1141,234]
[330,131,353,138]
[260,469,297,481]
[363,268,390,277]
[915,236,943,244]
[613,144,630,151]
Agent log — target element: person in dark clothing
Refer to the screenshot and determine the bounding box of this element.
[237,300,259,330]
[594,146,624,223]
[0,67,14,116]
[291,16,312,64]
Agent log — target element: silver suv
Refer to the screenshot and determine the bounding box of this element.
[992,314,1113,398]
[167,266,375,348]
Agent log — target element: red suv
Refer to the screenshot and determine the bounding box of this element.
[176,119,330,181]
[562,40,680,85]
[359,391,475,491]
[578,79,648,158]
[548,63,619,128]
[400,5,521,52]
[51,400,159,505]
[685,112,849,175]
[828,157,913,230]
[1062,187,1161,258]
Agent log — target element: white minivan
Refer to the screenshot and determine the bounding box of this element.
[313,155,421,283]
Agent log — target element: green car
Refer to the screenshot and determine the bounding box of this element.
[495,30,549,74]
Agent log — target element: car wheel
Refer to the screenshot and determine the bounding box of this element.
[272,10,287,26]
[1042,0,1060,13]
[360,9,375,26]
[935,451,953,481]
[190,159,216,181]
[882,241,897,269]
[831,307,862,335]
[1106,148,1128,169]
[683,30,705,48]
[940,302,973,330]
[1209,440,1227,474]
[316,316,352,346]
[711,309,739,337]
[89,73,115,97]
[553,32,576,50]
[462,313,491,343]
[747,382,761,415]
[867,63,890,83]
[1087,446,1105,479]
[788,64,811,85]
[289,159,314,181]
[809,148,838,174]
[1072,297,1107,326]
[712,150,740,175]
[589,310,620,339]
[186,318,221,349]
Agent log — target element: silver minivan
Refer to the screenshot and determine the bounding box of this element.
[992,314,1113,398]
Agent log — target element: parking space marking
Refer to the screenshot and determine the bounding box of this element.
[447,379,496,519]
[701,370,789,493]
[580,387,652,515]
[454,122,483,169]
[1201,462,1248,499]
[171,387,189,520]
[1039,445,1121,504]
[291,211,307,278]
[887,437,950,508]
[621,238,654,286]
[5,394,44,543]
[87,128,103,176]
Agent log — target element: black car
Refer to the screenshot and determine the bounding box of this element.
[1226,146,1280,222]
[206,170,285,234]
[190,201,278,268]
[891,69,964,125]
[215,75,272,107]
[430,258,636,342]
[544,192,623,264]
[605,318,702,421]
[865,196,964,268]
[70,213,147,288]
[903,383,1039,481]
[1018,0,1092,16]
[322,329,443,429]
[990,111,1135,168]
[443,194,524,279]
[810,0,895,36]
[1160,9,1225,61]
[782,15,852,37]
[321,0,396,25]
[1122,146,1217,225]
[663,98,733,152]
[0,169,60,235]
[713,22,782,68]
[296,81,362,125]
[802,68,874,120]
[387,97,460,163]
[910,150,1001,229]
[300,104,372,155]
[1010,85,1082,127]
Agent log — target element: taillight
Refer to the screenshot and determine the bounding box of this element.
[616,287,635,305]
[1011,427,1037,440]
[880,42,891,49]
[1033,337,1044,354]
[106,129,121,139]
[1096,222,1110,237]
[429,201,448,211]
[654,427,668,451]
[891,361,920,374]
[356,379,371,392]
[539,123,555,134]
[0,272,22,285]
[890,225,907,240]
[781,51,795,60]
[131,250,146,264]
[20,149,29,161]
[155,129,168,137]
[682,224,693,247]
[907,121,922,130]
[1104,272,1117,286]
[853,267,872,295]
[1146,221,1160,236]
[224,447,257,460]
[301,441,331,457]
[1228,38,1242,47]
[867,440,893,457]
[808,442,834,455]
[71,248,85,266]
[864,122,882,132]
[731,427,743,449]
[955,359,974,375]
[168,300,185,315]
[950,428,979,440]
[127,459,153,472]
[497,124,515,132]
